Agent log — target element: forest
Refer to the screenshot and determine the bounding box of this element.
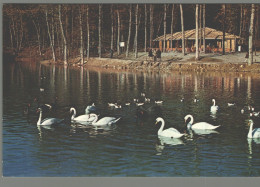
[3,4,259,65]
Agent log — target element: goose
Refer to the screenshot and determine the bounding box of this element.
[90,114,121,126]
[184,114,220,130]
[210,99,219,113]
[37,108,63,126]
[155,117,185,138]
[70,107,96,123]
[247,119,260,138]
[85,103,97,114]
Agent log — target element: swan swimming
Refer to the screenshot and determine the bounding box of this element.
[70,107,96,123]
[90,114,121,126]
[184,114,220,130]
[37,108,63,126]
[155,117,184,139]
[210,99,219,113]
[247,119,260,138]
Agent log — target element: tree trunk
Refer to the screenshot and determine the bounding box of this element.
[150,5,153,48]
[239,4,243,37]
[195,4,199,61]
[18,15,23,52]
[134,4,139,58]
[199,5,202,50]
[144,4,147,52]
[32,19,41,55]
[110,5,114,50]
[180,4,185,55]
[222,4,226,55]
[163,4,167,52]
[9,21,14,50]
[171,4,175,51]
[203,4,206,53]
[46,9,56,62]
[58,5,67,65]
[98,4,102,58]
[248,4,255,66]
[79,6,84,65]
[87,5,90,59]
[126,4,132,57]
[117,8,120,56]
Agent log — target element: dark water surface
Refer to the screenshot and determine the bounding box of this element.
[3,61,260,177]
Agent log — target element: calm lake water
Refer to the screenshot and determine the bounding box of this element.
[3,60,260,177]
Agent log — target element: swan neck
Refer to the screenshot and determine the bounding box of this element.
[213,100,216,106]
[158,119,165,134]
[92,114,99,124]
[187,115,194,129]
[248,122,253,138]
[71,108,76,120]
[37,110,42,125]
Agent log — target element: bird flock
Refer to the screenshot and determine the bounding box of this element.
[24,92,260,141]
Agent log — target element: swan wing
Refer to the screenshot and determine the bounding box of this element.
[160,128,183,138]
[192,122,220,130]
[93,117,116,125]
[74,114,92,122]
[252,128,260,138]
[40,118,63,126]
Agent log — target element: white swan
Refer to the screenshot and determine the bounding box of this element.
[37,108,63,126]
[211,99,219,113]
[155,117,184,139]
[184,114,220,130]
[70,107,96,123]
[247,119,260,138]
[90,114,121,126]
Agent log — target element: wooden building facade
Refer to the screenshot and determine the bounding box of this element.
[153,27,241,53]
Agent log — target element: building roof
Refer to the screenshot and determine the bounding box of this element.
[153,27,240,41]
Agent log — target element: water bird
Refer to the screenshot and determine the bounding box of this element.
[40,88,44,92]
[247,119,260,138]
[250,112,260,117]
[184,114,220,130]
[155,117,185,139]
[180,98,184,102]
[228,103,235,107]
[141,93,146,97]
[70,107,97,123]
[210,99,219,113]
[155,100,163,104]
[90,114,121,126]
[108,103,117,107]
[194,98,199,103]
[136,102,144,106]
[37,108,64,126]
[144,97,151,103]
[125,102,131,106]
[114,104,122,109]
[133,98,139,103]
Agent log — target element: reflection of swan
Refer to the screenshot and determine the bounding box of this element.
[247,119,260,138]
[184,114,220,130]
[192,129,219,135]
[158,136,184,146]
[155,117,184,138]
[37,108,64,126]
[210,99,219,113]
[90,114,121,126]
[70,107,96,123]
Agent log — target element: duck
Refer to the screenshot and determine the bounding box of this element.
[70,107,97,123]
[247,119,260,138]
[90,114,121,126]
[184,114,220,130]
[250,112,260,117]
[40,88,44,92]
[37,108,64,126]
[155,117,184,139]
[210,99,219,113]
[227,103,235,107]
[136,102,144,106]
[108,103,117,107]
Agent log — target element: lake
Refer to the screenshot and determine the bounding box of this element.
[3,60,260,177]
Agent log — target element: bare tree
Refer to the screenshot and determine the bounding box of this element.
[45,9,55,62]
[110,5,114,51]
[134,4,139,58]
[222,4,226,55]
[195,4,199,61]
[144,4,147,52]
[180,4,185,55]
[248,4,255,66]
[58,5,67,65]
[117,8,120,56]
[150,5,154,48]
[87,5,90,59]
[32,18,41,56]
[163,4,167,52]
[203,4,206,53]
[98,4,102,58]
[126,4,132,57]
[171,4,175,51]
[79,5,84,65]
